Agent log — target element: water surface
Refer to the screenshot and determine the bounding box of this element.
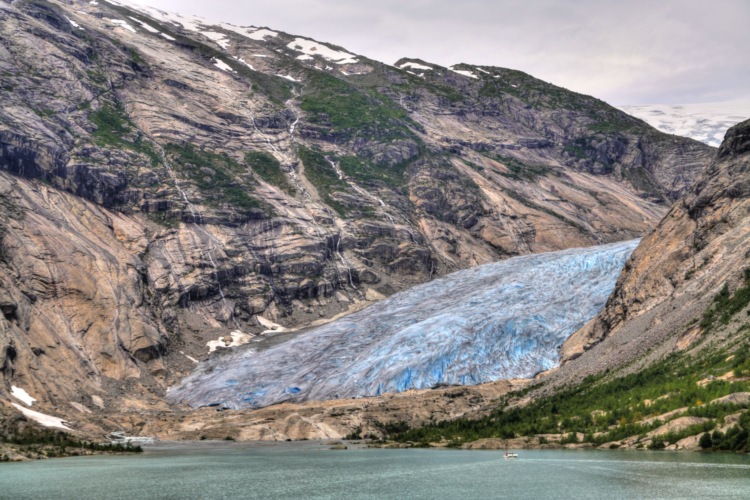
[1,442,749,499]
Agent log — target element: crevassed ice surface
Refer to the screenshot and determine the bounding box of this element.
[169,240,639,409]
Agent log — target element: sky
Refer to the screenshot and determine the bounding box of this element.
[125,0,750,106]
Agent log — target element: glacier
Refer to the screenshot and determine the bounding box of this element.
[617,101,750,147]
[168,240,639,409]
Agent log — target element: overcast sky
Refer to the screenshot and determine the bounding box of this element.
[127,0,749,105]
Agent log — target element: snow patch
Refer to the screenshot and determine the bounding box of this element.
[201,31,230,49]
[212,58,236,73]
[11,403,72,430]
[397,61,433,71]
[129,16,159,33]
[296,54,314,61]
[108,19,137,33]
[286,37,357,64]
[64,16,84,31]
[109,1,205,32]
[180,351,200,364]
[11,386,36,406]
[234,57,255,70]
[207,330,254,353]
[276,74,300,82]
[161,33,175,41]
[450,68,478,79]
[476,68,490,75]
[247,28,278,41]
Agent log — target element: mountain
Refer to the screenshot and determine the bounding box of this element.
[0,0,714,432]
[618,101,750,147]
[389,119,750,451]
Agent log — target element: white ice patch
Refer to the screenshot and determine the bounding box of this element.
[276,74,300,82]
[161,33,175,41]
[180,351,200,364]
[476,68,490,75]
[201,31,230,49]
[286,37,358,64]
[11,386,36,406]
[450,68,478,79]
[11,403,72,430]
[90,1,99,5]
[213,58,236,73]
[234,57,255,70]
[108,1,205,32]
[247,28,278,41]
[617,100,750,147]
[128,16,159,33]
[397,61,433,71]
[296,54,314,61]
[207,330,254,353]
[64,16,84,31]
[256,316,287,334]
[108,19,137,33]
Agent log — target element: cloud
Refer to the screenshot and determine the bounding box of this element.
[126,0,750,105]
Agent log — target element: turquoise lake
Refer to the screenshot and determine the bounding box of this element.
[1,443,749,499]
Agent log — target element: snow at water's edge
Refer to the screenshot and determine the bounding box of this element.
[170,240,639,410]
[11,403,72,430]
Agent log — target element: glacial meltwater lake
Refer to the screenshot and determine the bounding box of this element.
[2,442,750,499]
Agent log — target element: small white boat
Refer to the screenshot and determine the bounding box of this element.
[503,452,518,460]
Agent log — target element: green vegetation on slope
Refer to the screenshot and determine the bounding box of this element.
[700,270,750,329]
[389,272,750,450]
[245,151,294,194]
[336,154,409,191]
[300,71,415,140]
[297,146,349,216]
[165,143,264,211]
[90,103,161,166]
[1,424,142,460]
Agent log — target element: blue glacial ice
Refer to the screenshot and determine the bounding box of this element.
[168,240,639,409]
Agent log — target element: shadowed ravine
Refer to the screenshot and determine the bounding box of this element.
[169,240,638,409]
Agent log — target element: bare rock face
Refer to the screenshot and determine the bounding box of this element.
[558,119,750,381]
[117,379,531,442]
[0,0,715,420]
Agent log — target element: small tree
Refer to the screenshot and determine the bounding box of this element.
[699,432,713,449]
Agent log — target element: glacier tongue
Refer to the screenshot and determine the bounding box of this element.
[169,240,639,409]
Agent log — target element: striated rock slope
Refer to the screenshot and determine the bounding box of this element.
[0,0,713,421]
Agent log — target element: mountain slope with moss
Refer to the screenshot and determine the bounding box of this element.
[0,0,715,435]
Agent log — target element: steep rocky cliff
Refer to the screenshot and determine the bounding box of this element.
[0,0,714,424]
[558,118,750,381]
